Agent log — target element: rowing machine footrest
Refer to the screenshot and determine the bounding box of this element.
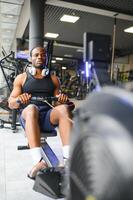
[33,167,65,199]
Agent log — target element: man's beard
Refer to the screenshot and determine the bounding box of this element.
[35,65,44,69]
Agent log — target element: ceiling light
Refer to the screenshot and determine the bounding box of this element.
[45,33,59,38]
[56,57,63,60]
[62,66,67,70]
[77,48,83,52]
[124,27,133,33]
[51,60,56,63]
[60,14,80,23]
[54,42,82,49]
[64,54,72,57]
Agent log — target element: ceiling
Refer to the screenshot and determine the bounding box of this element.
[1,0,133,68]
[0,0,24,55]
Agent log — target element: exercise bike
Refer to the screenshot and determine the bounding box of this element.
[17,96,74,199]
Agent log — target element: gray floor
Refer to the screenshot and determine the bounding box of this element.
[0,124,64,200]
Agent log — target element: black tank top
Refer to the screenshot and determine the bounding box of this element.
[22,72,55,106]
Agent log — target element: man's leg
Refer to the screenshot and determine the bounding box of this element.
[21,104,47,179]
[22,104,41,148]
[50,105,72,161]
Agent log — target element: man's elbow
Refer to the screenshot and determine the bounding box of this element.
[8,98,16,110]
[8,100,13,110]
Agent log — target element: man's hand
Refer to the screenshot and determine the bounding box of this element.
[56,93,68,104]
[17,93,31,105]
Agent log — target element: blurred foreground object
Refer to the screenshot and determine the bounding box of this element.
[66,86,133,200]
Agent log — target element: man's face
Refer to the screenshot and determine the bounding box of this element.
[31,47,46,68]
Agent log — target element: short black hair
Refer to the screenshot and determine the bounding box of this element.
[30,46,45,57]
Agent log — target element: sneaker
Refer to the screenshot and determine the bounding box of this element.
[28,159,47,180]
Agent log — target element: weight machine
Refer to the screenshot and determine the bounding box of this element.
[22,89,133,200]
[83,32,112,93]
[0,51,27,132]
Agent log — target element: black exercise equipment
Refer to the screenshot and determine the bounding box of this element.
[66,86,133,200]
[83,32,111,63]
[32,87,133,199]
[61,70,87,100]
[18,125,64,198]
[0,51,15,92]
[16,87,133,199]
[18,129,59,167]
[17,96,60,166]
[17,96,75,198]
[0,51,29,132]
[33,167,65,199]
[0,85,19,132]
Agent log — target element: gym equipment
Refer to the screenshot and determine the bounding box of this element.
[17,127,63,197]
[33,167,65,199]
[0,95,20,132]
[66,86,133,200]
[18,129,59,168]
[61,70,87,100]
[0,51,28,132]
[17,96,60,167]
[17,95,75,198]
[17,88,133,199]
[0,51,15,92]
[83,32,112,94]
[83,32,111,63]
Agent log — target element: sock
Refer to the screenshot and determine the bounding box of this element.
[30,147,43,166]
[63,145,70,163]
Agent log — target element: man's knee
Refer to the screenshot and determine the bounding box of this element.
[22,104,39,120]
[54,104,69,117]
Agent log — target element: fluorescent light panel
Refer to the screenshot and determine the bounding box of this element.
[64,54,72,57]
[51,60,56,63]
[45,32,59,38]
[62,66,67,70]
[77,48,83,52]
[60,14,80,23]
[56,57,63,60]
[124,27,133,33]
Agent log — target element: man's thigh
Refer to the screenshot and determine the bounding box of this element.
[39,109,57,132]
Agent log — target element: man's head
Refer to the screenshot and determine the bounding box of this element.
[30,46,47,68]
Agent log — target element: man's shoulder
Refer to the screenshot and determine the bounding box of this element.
[51,74,59,81]
[14,72,27,85]
[51,74,60,85]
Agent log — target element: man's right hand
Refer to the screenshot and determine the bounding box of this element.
[17,93,31,105]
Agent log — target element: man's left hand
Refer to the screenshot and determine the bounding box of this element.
[56,93,68,104]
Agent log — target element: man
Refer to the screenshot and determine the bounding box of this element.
[8,46,72,179]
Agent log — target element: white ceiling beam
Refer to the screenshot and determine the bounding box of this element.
[46,0,133,21]
[11,0,30,51]
[15,0,30,38]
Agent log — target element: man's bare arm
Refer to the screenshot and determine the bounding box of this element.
[8,73,31,109]
[8,74,23,109]
[51,75,68,104]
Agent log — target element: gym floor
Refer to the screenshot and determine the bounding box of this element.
[0,124,64,200]
[0,99,84,200]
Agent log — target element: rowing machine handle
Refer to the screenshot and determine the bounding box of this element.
[31,96,58,101]
[16,96,58,104]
